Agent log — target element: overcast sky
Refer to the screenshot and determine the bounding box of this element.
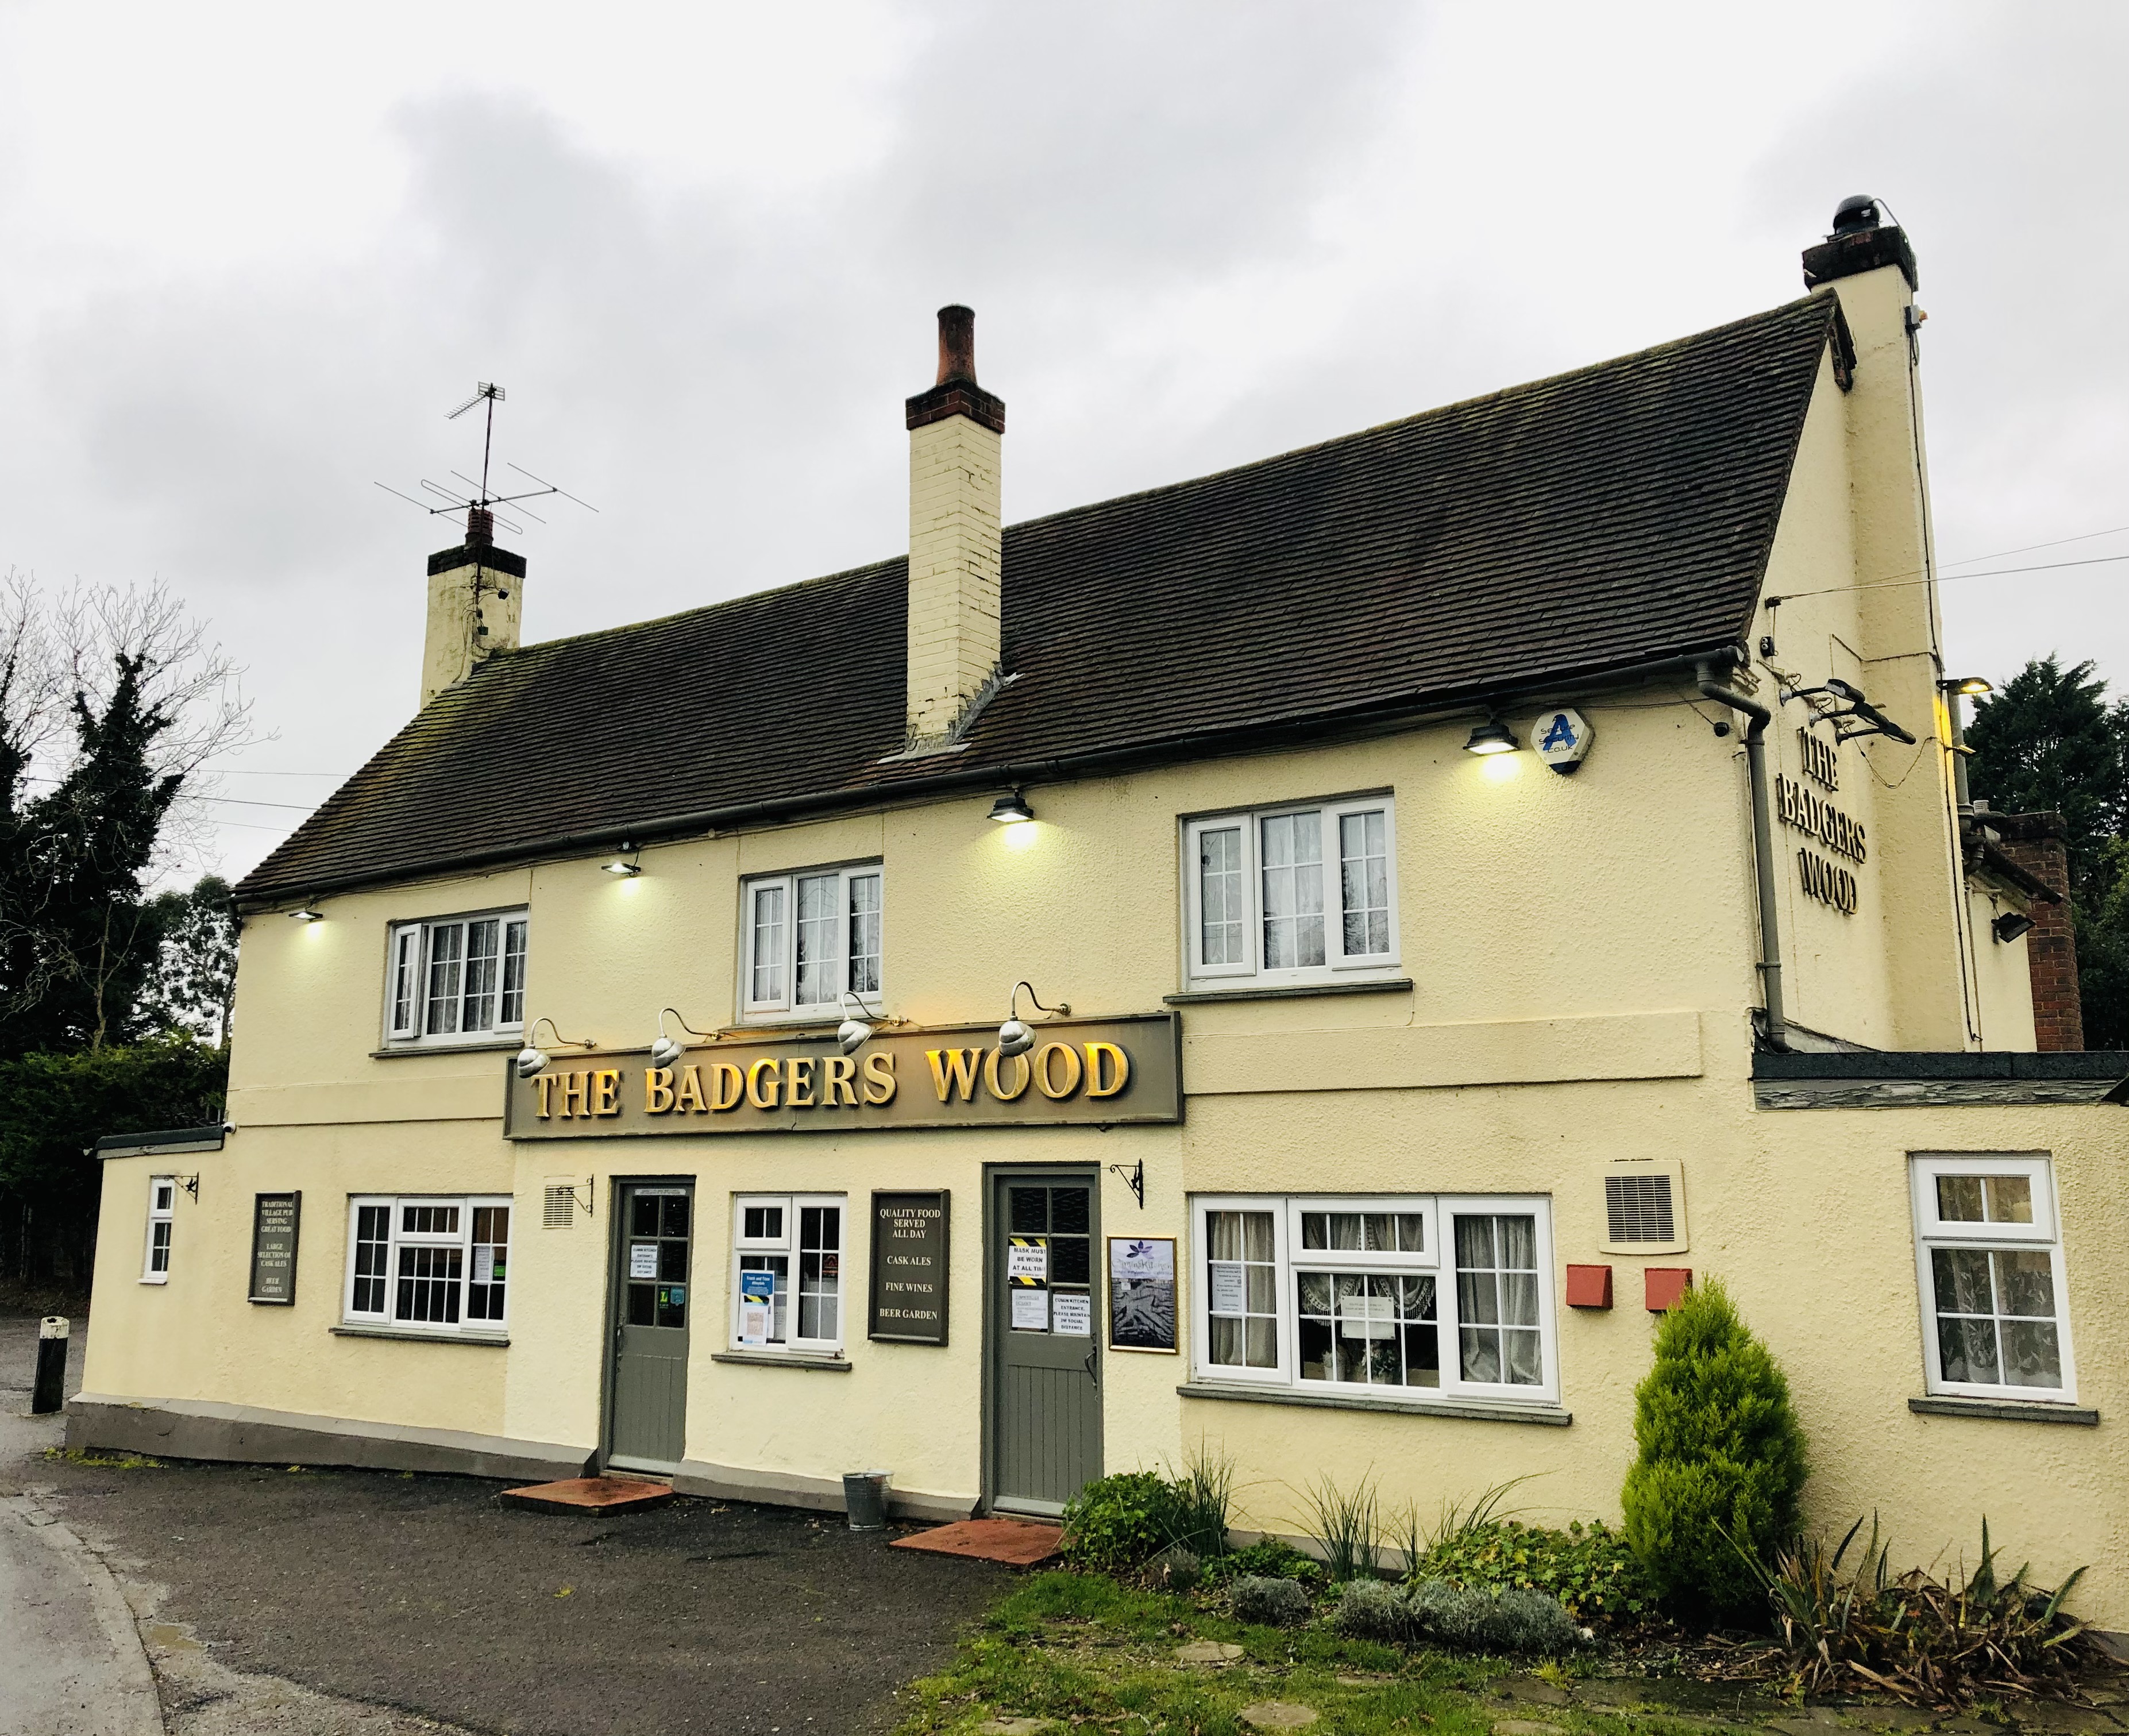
[1,2,2122,883]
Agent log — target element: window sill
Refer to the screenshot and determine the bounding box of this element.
[1908,1395,2097,1426]
[331,1325,510,1347]
[1177,1380,1569,1426]
[1164,977,1413,1006]
[710,1349,852,1372]
[370,1039,523,1059]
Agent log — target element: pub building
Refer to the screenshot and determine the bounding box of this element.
[75,203,2129,1631]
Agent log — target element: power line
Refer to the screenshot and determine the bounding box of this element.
[1939,522,2129,570]
[1767,552,2129,608]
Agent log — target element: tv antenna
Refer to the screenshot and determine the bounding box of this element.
[375,382,597,538]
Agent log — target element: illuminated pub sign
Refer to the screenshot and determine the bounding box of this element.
[504,1013,1182,1141]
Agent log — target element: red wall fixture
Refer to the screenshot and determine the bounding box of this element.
[1644,1267,1693,1312]
[1563,1264,1613,1309]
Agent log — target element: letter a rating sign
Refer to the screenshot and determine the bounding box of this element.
[1530,707,1594,774]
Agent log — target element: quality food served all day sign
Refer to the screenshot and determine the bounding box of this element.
[503,1013,1181,1140]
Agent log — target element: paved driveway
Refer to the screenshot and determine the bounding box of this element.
[4,1314,1006,1735]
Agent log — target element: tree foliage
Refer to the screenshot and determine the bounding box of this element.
[1621,1278,1809,1625]
[1965,656,2129,1047]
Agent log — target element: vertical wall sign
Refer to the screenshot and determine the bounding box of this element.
[248,1192,302,1305]
[1106,1235,1178,1353]
[869,1191,949,1345]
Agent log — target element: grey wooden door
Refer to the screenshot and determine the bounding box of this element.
[608,1183,693,1472]
[989,1172,1101,1514]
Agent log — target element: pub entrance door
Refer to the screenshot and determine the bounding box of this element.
[988,1170,1102,1514]
[606,1182,693,1474]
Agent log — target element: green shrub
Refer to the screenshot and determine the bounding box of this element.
[1298,1472,1380,1583]
[1166,1442,1236,1558]
[1407,1580,1584,1653]
[1413,1517,1653,1625]
[1231,1575,1313,1627]
[1621,1277,1808,1623]
[1059,1472,1178,1573]
[1147,1543,1201,1592]
[1333,1577,1412,1642]
[1202,1538,1321,1587]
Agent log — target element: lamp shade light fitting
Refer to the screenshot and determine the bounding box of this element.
[1464,718,1519,755]
[997,979,1069,1057]
[988,790,1035,824]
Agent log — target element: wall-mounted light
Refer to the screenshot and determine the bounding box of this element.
[649,1007,714,1070]
[834,990,911,1055]
[1463,718,1519,756]
[1992,911,2036,944]
[515,1016,596,1079]
[997,979,1071,1058]
[601,842,642,877]
[287,905,324,921]
[1943,676,1995,698]
[988,790,1035,824]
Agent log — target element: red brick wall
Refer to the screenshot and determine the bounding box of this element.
[1995,818,2084,1052]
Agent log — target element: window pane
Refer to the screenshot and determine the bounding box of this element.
[1260,812,1325,970]
[847,874,882,997]
[1198,826,1246,967]
[1206,1209,1278,1369]
[461,919,501,1032]
[1937,1314,1999,1384]
[1931,1246,2063,1392]
[1364,1213,1394,1252]
[499,921,528,1027]
[425,924,464,1035]
[353,1205,391,1314]
[1983,1176,2034,1223]
[1397,1214,1426,1253]
[1301,1212,1328,1250]
[1339,809,1391,957]
[395,1245,462,1324]
[1931,1246,1994,1315]
[1455,1213,1542,1387]
[750,884,787,1003]
[795,873,839,1006]
[468,1205,510,1322]
[1993,1249,2055,1318]
[661,1195,691,1238]
[391,931,419,1034]
[1935,1175,1986,1221]
[1999,1318,2062,1388]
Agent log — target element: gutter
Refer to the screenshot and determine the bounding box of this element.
[238,643,1737,911]
[1696,654,1787,1052]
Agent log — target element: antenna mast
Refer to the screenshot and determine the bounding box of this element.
[375,382,597,539]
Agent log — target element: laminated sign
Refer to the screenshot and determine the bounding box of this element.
[738,1269,776,1346]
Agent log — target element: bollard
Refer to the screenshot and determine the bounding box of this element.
[32,1315,68,1415]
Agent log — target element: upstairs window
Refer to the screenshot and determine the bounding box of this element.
[742,864,883,1019]
[385,909,528,1047]
[1911,1155,2076,1403]
[1183,798,1398,986]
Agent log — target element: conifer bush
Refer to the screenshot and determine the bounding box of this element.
[1620,1276,1808,1623]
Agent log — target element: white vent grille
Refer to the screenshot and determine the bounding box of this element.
[1605,1172,1676,1244]
[543,1185,576,1229]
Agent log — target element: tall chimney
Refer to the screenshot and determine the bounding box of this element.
[1992,813,2085,1051]
[904,304,1005,747]
[421,504,525,708]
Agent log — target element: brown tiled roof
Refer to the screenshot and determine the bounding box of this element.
[237,292,1841,904]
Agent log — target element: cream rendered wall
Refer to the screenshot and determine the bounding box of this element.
[1965,886,2040,1054]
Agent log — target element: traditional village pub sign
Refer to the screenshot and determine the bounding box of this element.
[504,1014,1181,1140]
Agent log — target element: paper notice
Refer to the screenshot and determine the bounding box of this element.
[1006,1239,1048,1284]
[630,1243,658,1279]
[738,1268,776,1345]
[1209,1263,1245,1315]
[1010,1289,1049,1332]
[1052,1293,1092,1337]
[473,1245,494,1284]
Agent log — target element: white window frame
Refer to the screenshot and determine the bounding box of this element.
[1190,1193,1558,1408]
[1182,796,1399,989]
[729,1193,847,1355]
[738,863,884,1022]
[341,1194,513,1336]
[382,908,529,1048]
[141,1176,176,1283]
[1910,1154,2076,1405]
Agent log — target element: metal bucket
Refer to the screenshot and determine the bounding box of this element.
[842,1469,891,1531]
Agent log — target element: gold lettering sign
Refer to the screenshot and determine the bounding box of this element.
[503,1013,1180,1141]
[1775,774,1867,865]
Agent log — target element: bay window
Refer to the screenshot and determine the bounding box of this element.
[343,1195,512,1335]
[1194,1195,1557,1406]
[741,864,883,1019]
[1911,1155,2076,1403]
[1183,798,1397,986]
[384,909,528,1047]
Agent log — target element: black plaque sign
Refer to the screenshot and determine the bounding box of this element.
[869,1190,949,1345]
[248,1191,301,1305]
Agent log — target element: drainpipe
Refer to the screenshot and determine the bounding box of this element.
[1696,657,1787,1052]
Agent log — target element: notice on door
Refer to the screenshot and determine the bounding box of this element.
[630,1242,658,1279]
[1010,1289,1050,1332]
[1006,1239,1047,1285]
[869,1190,950,1346]
[248,1192,301,1306]
[1052,1293,1092,1337]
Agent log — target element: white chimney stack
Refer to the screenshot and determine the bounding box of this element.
[421,506,523,708]
[903,305,1005,748]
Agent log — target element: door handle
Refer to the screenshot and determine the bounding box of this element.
[1082,1342,1098,1386]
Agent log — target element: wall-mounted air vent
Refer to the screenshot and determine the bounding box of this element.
[543,1183,579,1229]
[1599,1160,1688,1255]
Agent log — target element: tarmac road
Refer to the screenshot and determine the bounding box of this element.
[3,1313,1008,1736]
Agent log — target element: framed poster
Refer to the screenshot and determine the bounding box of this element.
[1106,1235,1177,1353]
[248,1191,302,1305]
[869,1190,950,1345]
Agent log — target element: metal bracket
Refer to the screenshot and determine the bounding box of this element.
[1106,1160,1144,1210]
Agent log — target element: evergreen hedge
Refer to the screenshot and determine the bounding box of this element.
[1621,1276,1808,1622]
